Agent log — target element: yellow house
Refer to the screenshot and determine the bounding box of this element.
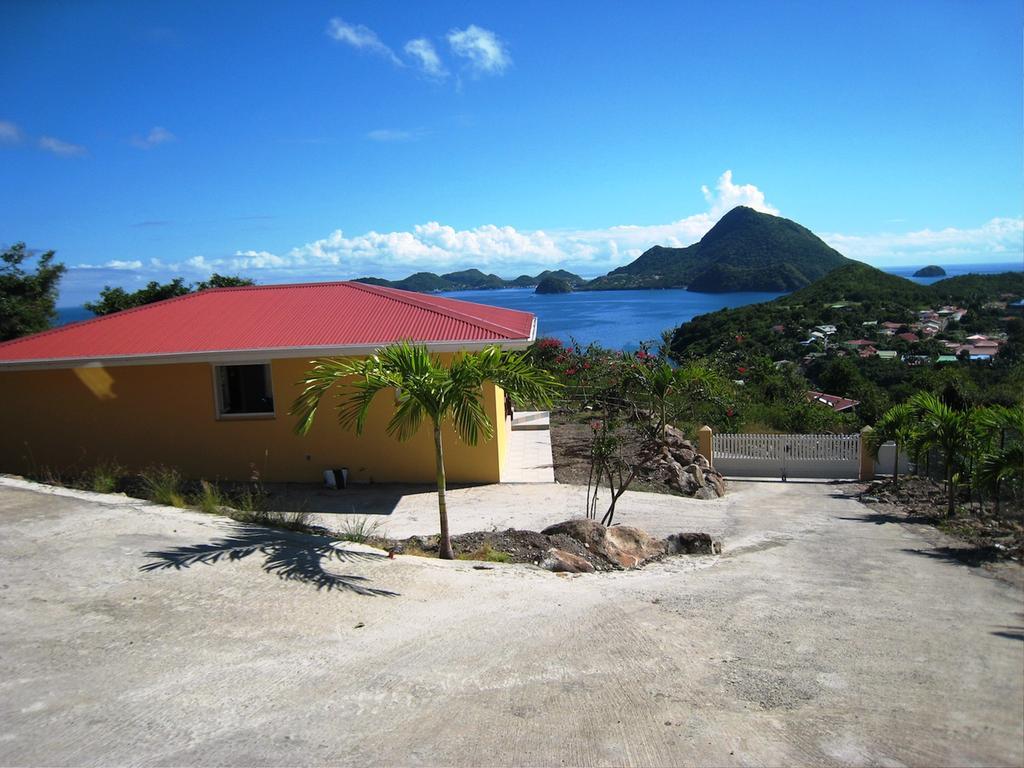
[0,281,537,484]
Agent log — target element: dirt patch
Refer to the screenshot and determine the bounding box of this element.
[392,528,621,571]
[550,416,674,494]
[859,476,1024,566]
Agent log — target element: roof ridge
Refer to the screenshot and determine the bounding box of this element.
[344,281,528,339]
[0,289,203,352]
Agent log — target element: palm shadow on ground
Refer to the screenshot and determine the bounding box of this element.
[141,523,398,596]
[901,545,1004,568]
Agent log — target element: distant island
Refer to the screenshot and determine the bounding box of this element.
[913,265,947,277]
[535,276,573,294]
[356,206,860,295]
[582,207,852,293]
[355,268,585,293]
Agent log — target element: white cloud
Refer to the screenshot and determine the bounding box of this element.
[367,128,423,143]
[447,25,510,75]
[38,136,86,157]
[0,120,22,144]
[326,18,401,66]
[823,218,1024,266]
[67,169,1022,288]
[404,38,447,78]
[701,169,779,218]
[78,260,143,270]
[230,250,290,269]
[130,126,176,149]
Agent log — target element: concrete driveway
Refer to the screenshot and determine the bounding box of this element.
[0,476,1021,767]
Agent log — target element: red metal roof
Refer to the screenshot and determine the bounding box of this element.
[806,391,860,412]
[0,281,536,367]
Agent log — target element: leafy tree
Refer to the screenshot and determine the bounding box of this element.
[196,274,256,291]
[85,279,191,315]
[0,243,66,341]
[292,343,559,559]
[85,274,255,315]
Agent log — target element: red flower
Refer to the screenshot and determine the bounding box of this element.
[726,408,735,417]
[737,366,747,374]
[591,420,603,432]
[735,335,744,342]
[565,368,577,376]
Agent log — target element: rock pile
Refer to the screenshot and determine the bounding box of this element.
[542,519,666,569]
[653,425,727,499]
[540,519,723,573]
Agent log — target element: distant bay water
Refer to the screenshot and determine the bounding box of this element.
[54,261,1021,350]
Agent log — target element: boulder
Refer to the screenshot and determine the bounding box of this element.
[683,464,706,486]
[541,519,606,552]
[541,519,665,569]
[665,532,722,555]
[694,486,718,500]
[672,447,696,465]
[664,460,687,492]
[540,548,595,573]
[694,453,710,469]
[663,424,688,447]
[604,525,666,568]
[706,471,726,498]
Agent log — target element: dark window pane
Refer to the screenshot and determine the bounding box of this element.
[218,364,274,414]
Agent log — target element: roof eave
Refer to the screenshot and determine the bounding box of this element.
[0,336,535,372]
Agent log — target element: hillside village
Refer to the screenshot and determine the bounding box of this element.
[800,302,1011,365]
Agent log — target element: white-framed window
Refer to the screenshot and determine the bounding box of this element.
[213,363,275,418]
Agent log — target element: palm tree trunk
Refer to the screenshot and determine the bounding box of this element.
[946,463,955,518]
[892,441,900,489]
[433,422,454,559]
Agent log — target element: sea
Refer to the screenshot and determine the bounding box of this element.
[54,261,1022,351]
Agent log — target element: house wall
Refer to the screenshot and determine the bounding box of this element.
[0,355,509,484]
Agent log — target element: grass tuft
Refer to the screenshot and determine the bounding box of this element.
[87,460,125,494]
[337,515,387,544]
[140,465,187,507]
[456,542,512,563]
[193,479,226,515]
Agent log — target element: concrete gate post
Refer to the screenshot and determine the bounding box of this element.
[698,425,713,466]
[859,426,875,481]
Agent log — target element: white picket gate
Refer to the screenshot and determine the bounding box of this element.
[711,433,862,480]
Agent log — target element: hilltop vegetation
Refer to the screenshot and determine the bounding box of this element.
[584,206,852,292]
[355,268,584,293]
[668,265,1024,424]
[350,207,856,295]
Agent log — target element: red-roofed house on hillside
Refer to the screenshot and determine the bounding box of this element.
[806,391,860,412]
[0,281,537,484]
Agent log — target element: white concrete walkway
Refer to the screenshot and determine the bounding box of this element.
[501,428,555,483]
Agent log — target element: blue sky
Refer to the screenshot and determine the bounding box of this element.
[1,0,1022,305]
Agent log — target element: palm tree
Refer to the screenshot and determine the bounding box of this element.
[972,405,1024,512]
[291,342,559,559]
[868,402,919,488]
[629,358,730,439]
[908,392,969,517]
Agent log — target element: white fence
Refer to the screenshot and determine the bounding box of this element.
[711,433,862,480]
